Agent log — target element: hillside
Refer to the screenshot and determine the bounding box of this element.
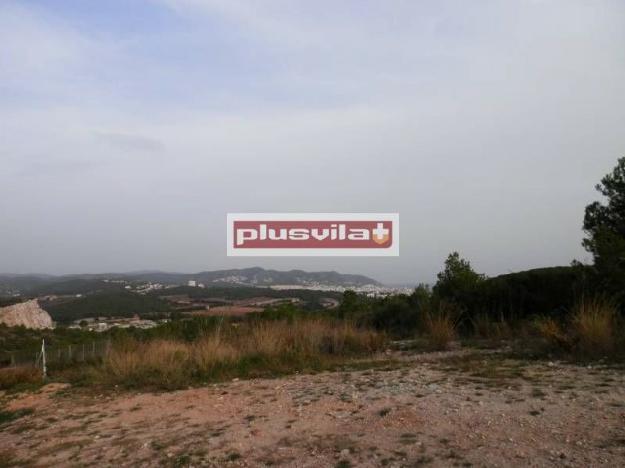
[125,267,380,288]
[0,268,381,296]
[42,292,171,323]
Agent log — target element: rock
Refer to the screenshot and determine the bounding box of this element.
[0,300,54,329]
[340,449,350,457]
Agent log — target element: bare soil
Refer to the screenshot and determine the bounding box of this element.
[1,349,624,467]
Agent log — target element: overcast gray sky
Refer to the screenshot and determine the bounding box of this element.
[1,0,624,284]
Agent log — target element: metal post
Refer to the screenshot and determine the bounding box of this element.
[42,339,47,379]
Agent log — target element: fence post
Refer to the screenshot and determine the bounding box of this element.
[68,344,72,361]
[41,339,47,379]
[10,352,15,368]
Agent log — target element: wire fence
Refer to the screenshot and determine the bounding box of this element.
[0,340,111,369]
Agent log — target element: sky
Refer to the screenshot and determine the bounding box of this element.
[1,0,624,285]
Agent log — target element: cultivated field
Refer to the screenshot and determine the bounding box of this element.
[1,347,624,467]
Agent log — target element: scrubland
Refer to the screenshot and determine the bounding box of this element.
[1,299,624,467]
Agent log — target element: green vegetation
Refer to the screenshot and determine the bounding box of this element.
[0,408,34,426]
[583,156,625,303]
[0,324,106,353]
[155,285,341,310]
[0,297,23,308]
[29,279,125,296]
[45,291,171,323]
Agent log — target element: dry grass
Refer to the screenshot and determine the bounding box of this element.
[193,334,240,373]
[470,313,513,340]
[535,298,619,359]
[0,366,42,390]
[571,298,616,358]
[424,303,460,350]
[104,340,192,387]
[534,317,571,351]
[97,319,386,389]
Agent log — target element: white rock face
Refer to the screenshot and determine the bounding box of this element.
[0,299,54,329]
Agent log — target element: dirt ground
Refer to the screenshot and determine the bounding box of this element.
[1,349,624,467]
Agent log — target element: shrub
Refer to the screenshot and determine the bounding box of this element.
[370,296,420,337]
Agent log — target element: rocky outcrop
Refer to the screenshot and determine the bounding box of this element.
[0,299,54,329]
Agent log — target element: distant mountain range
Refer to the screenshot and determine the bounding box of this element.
[0,267,381,296]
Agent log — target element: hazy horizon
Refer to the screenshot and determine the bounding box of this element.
[2,1,624,284]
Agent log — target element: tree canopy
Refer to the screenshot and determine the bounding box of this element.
[583,157,625,298]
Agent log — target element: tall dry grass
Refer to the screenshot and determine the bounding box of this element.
[571,298,616,357]
[470,313,513,341]
[423,303,460,350]
[535,298,618,359]
[98,319,386,389]
[0,366,42,390]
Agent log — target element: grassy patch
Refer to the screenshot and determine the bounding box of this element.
[533,298,622,361]
[79,319,387,390]
[0,407,34,426]
[0,366,42,391]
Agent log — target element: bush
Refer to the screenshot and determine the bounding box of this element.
[370,296,420,337]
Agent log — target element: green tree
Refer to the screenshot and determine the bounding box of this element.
[338,290,360,318]
[409,283,432,309]
[583,157,625,298]
[433,252,485,305]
